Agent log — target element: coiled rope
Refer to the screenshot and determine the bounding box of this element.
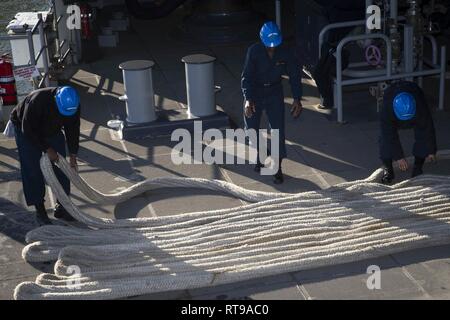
[13,154,450,299]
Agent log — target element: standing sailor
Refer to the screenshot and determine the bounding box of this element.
[242,21,303,184]
[10,86,81,225]
[379,81,437,183]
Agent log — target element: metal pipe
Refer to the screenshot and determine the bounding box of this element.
[319,20,366,58]
[343,68,388,78]
[422,58,438,68]
[404,24,414,81]
[418,36,424,87]
[341,68,441,86]
[59,48,72,64]
[73,28,81,65]
[336,33,392,123]
[418,60,424,87]
[51,0,62,60]
[0,35,27,41]
[348,62,374,68]
[26,29,36,67]
[34,46,47,64]
[333,83,338,110]
[58,39,66,51]
[38,73,48,89]
[275,0,281,30]
[37,13,50,87]
[390,0,398,20]
[439,46,446,111]
[31,19,42,35]
[318,17,406,58]
[424,35,438,65]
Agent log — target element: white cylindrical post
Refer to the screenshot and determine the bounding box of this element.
[119,60,156,124]
[182,54,217,118]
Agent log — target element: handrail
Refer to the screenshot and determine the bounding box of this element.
[0,35,27,41]
[335,33,392,123]
[333,37,445,122]
[319,20,366,58]
[31,18,42,35]
[34,45,49,64]
[38,72,49,89]
[58,39,66,51]
[336,33,392,80]
[26,29,36,66]
[424,35,438,65]
[59,47,72,64]
[341,68,441,86]
[37,13,50,87]
[319,17,406,58]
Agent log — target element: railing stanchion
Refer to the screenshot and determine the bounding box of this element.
[37,13,50,87]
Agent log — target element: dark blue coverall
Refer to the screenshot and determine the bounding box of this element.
[379,81,437,169]
[10,87,80,207]
[241,43,302,161]
[15,130,69,206]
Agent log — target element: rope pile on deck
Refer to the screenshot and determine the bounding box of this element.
[13,154,450,299]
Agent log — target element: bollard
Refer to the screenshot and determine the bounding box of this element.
[119,60,156,124]
[182,54,217,118]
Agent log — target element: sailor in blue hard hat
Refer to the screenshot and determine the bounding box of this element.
[379,81,437,184]
[242,21,303,184]
[10,86,81,225]
[393,92,417,121]
[260,21,283,48]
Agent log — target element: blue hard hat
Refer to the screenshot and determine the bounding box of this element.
[55,86,80,116]
[260,21,282,48]
[393,92,416,121]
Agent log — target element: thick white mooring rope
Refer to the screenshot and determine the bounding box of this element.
[13,154,450,299]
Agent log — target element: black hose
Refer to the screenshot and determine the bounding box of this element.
[125,0,188,20]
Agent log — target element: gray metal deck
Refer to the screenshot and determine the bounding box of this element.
[1,10,450,300]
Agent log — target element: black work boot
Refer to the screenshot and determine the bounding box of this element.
[381,159,395,184]
[381,168,395,184]
[273,168,284,184]
[411,157,425,178]
[54,203,75,222]
[381,165,395,184]
[35,203,52,226]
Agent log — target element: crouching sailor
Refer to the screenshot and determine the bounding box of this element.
[10,86,81,225]
[379,81,437,184]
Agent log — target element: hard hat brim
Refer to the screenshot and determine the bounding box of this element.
[262,38,282,48]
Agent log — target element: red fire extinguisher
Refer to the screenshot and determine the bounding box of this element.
[80,3,93,40]
[0,55,18,106]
